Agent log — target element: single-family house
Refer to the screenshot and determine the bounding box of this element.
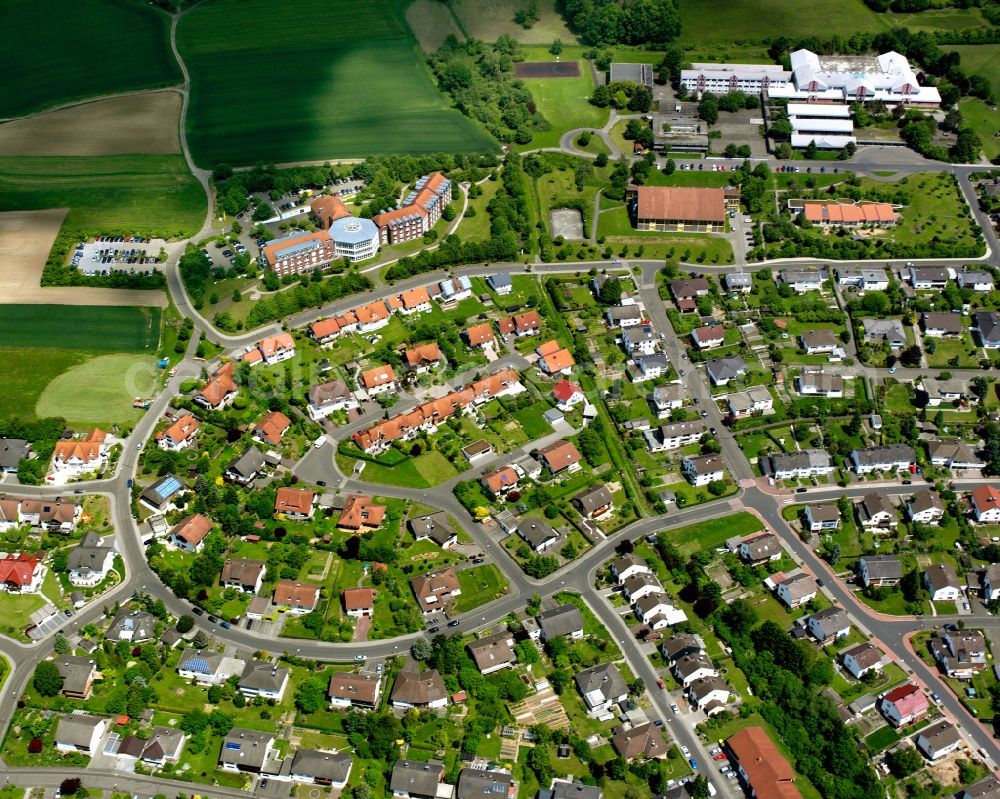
[55,655,97,699]
[796,368,843,398]
[328,672,381,709]
[687,675,731,714]
[156,414,199,451]
[467,632,517,674]
[841,642,884,679]
[252,411,291,446]
[538,440,582,474]
[681,454,724,487]
[611,722,668,761]
[575,662,628,713]
[858,555,902,588]
[705,355,745,386]
[915,720,962,761]
[272,580,320,614]
[537,604,584,642]
[178,650,247,686]
[288,750,354,788]
[763,449,833,480]
[55,714,107,756]
[342,587,375,618]
[924,563,961,601]
[238,660,289,701]
[411,569,461,614]
[307,379,357,420]
[218,728,276,773]
[739,533,782,564]
[337,495,386,531]
[571,484,614,520]
[169,513,212,553]
[274,487,315,520]
[803,503,841,532]
[857,492,897,534]
[921,312,964,338]
[517,517,560,552]
[690,325,725,350]
[849,444,915,474]
[907,490,945,525]
[775,572,817,608]
[861,318,906,349]
[807,606,850,642]
[970,485,1000,522]
[220,558,266,594]
[391,667,448,710]
[66,531,114,587]
[409,513,458,549]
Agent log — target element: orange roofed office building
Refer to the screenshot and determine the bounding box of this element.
[353,370,524,454]
[799,201,897,227]
[629,186,727,233]
[372,173,453,245]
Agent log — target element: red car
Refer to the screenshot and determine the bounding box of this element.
[714,754,728,761]
[656,679,666,689]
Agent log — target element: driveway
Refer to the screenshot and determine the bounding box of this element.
[354,613,372,642]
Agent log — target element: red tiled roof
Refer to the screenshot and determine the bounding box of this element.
[0,553,37,587]
[311,195,351,228]
[311,318,341,340]
[404,343,442,368]
[727,727,802,799]
[273,580,320,610]
[254,411,291,445]
[352,370,521,452]
[274,487,314,516]
[552,380,582,402]
[197,362,237,407]
[466,323,495,345]
[636,186,726,224]
[343,587,376,610]
[538,440,581,472]
[157,414,199,444]
[401,287,431,309]
[482,467,518,494]
[543,348,575,373]
[972,485,1000,514]
[361,364,395,389]
[338,495,386,530]
[537,339,561,357]
[171,514,212,547]
[803,202,896,225]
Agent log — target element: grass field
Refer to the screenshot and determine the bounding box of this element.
[454,564,510,612]
[178,0,496,167]
[959,98,1000,162]
[36,353,158,426]
[668,512,763,555]
[0,155,205,237]
[449,0,574,44]
[514,47,608,151]
[0,0,181,118]
[596,207,734,263]
[0,348,94,421]
[0,305,161,351]
[947,46,1000,95]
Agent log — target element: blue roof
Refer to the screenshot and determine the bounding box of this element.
[157,476,183,497]
[329,216,378,245]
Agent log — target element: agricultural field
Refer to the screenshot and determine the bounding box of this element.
[178,0,496,167]
[406,0,464,52]
[946,45,1000,96]
[0,305,161,352]
[0,0,181,118]
[0,92,182,157]
[0,155,205,238]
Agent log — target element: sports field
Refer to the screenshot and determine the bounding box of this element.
[36,353,159,427]
[0,305,161,352]
[0,0,181,118]
[0,155,205,237]
[514,47,607,151]
[178,0,497,167]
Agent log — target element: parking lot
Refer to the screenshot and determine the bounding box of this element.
[73,235,164,276]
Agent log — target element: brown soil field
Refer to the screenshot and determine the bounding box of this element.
[0,209,166,307]
[0,91,181,156]
[406,0,463,52]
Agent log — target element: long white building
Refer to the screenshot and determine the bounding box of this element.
[681,63,791,96]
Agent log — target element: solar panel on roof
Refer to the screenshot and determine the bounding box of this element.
[159,476,182,496]
[226,742,241,750]
[185,657,209,672]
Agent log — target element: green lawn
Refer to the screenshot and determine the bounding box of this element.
[666,512,763,555]
[0,347,97,421]
[596,207,734,264]
[454,564,510,613]
[178,0,496,166]
[337,448,458,489]
[0,0,181,117]
[959,98,1000,162]
[36,353,158,427]
[0,593,46,640]
[513,47,609,151]
[946,45,1000,95]
[0,155,205,238]
[926,333,979,368]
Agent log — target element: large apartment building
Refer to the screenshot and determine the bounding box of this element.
[372,173,453,245]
